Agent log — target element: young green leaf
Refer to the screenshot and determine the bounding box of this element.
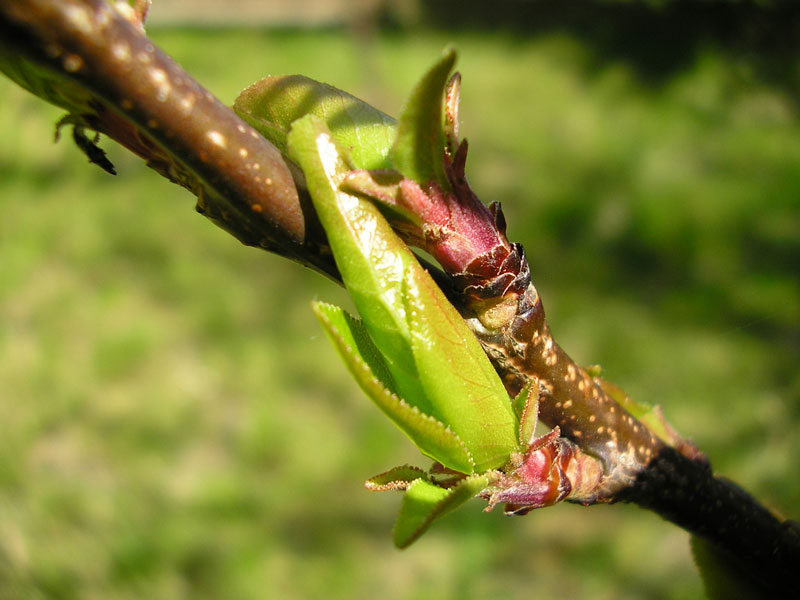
[288,114,430,415]
[312,301,475,474]
[288,114,520,472]
[365,465,428,491]
[311,301,397,394]
[234,74,396,170]
[391,48,456,189]
[403,262,519,473]
[514,382,539,446]
[394,474,490,548]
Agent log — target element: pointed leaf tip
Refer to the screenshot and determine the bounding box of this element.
[393,474,490,548]
[312,301,476,474]
[392,49,458,188]
[365,465,427,491]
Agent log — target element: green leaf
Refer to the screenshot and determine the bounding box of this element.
[339,169,423,228]
[0,45,92,116]
[234,74,396,169]
[288,114,430,415]
[394,474,490,548]
[365,465,427,491]
[312,302,475,474]
[311,301,397,394]
[391,48,456,188]
[403,264,520,472]
[514,382,539,447]
[290,114,519,473]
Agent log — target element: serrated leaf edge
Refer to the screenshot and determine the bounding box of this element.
[365,464,427,492]
[391,48,457,187]
[313,302,475,474]
[393,473,490,548]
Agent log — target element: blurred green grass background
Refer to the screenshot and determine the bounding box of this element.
[1,21,799,600]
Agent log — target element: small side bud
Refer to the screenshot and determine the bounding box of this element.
[481,429,604,514]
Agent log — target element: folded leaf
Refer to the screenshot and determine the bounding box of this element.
[289,114,430,412]
[404,263,519,473]
[391,48,456,188]
[365,465,428,491]
[292,114,520,474]
[394,474,490,548]
[514,382,539,447]
[235,74,396,170]
[312,301,474,473]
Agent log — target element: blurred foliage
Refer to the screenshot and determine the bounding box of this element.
[0,20,798,600]
[415,1,800,95]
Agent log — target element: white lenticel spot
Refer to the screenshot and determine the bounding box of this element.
[180,95,196,115]
[150,69,171,102]
[63,54,83,73]
[111,42,131,62]
[64,5,93,35]
[206,130,226,148]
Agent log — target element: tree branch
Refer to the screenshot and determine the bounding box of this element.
[1,0,798,593]
[617,446,800,594]
[0,0,337,279]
